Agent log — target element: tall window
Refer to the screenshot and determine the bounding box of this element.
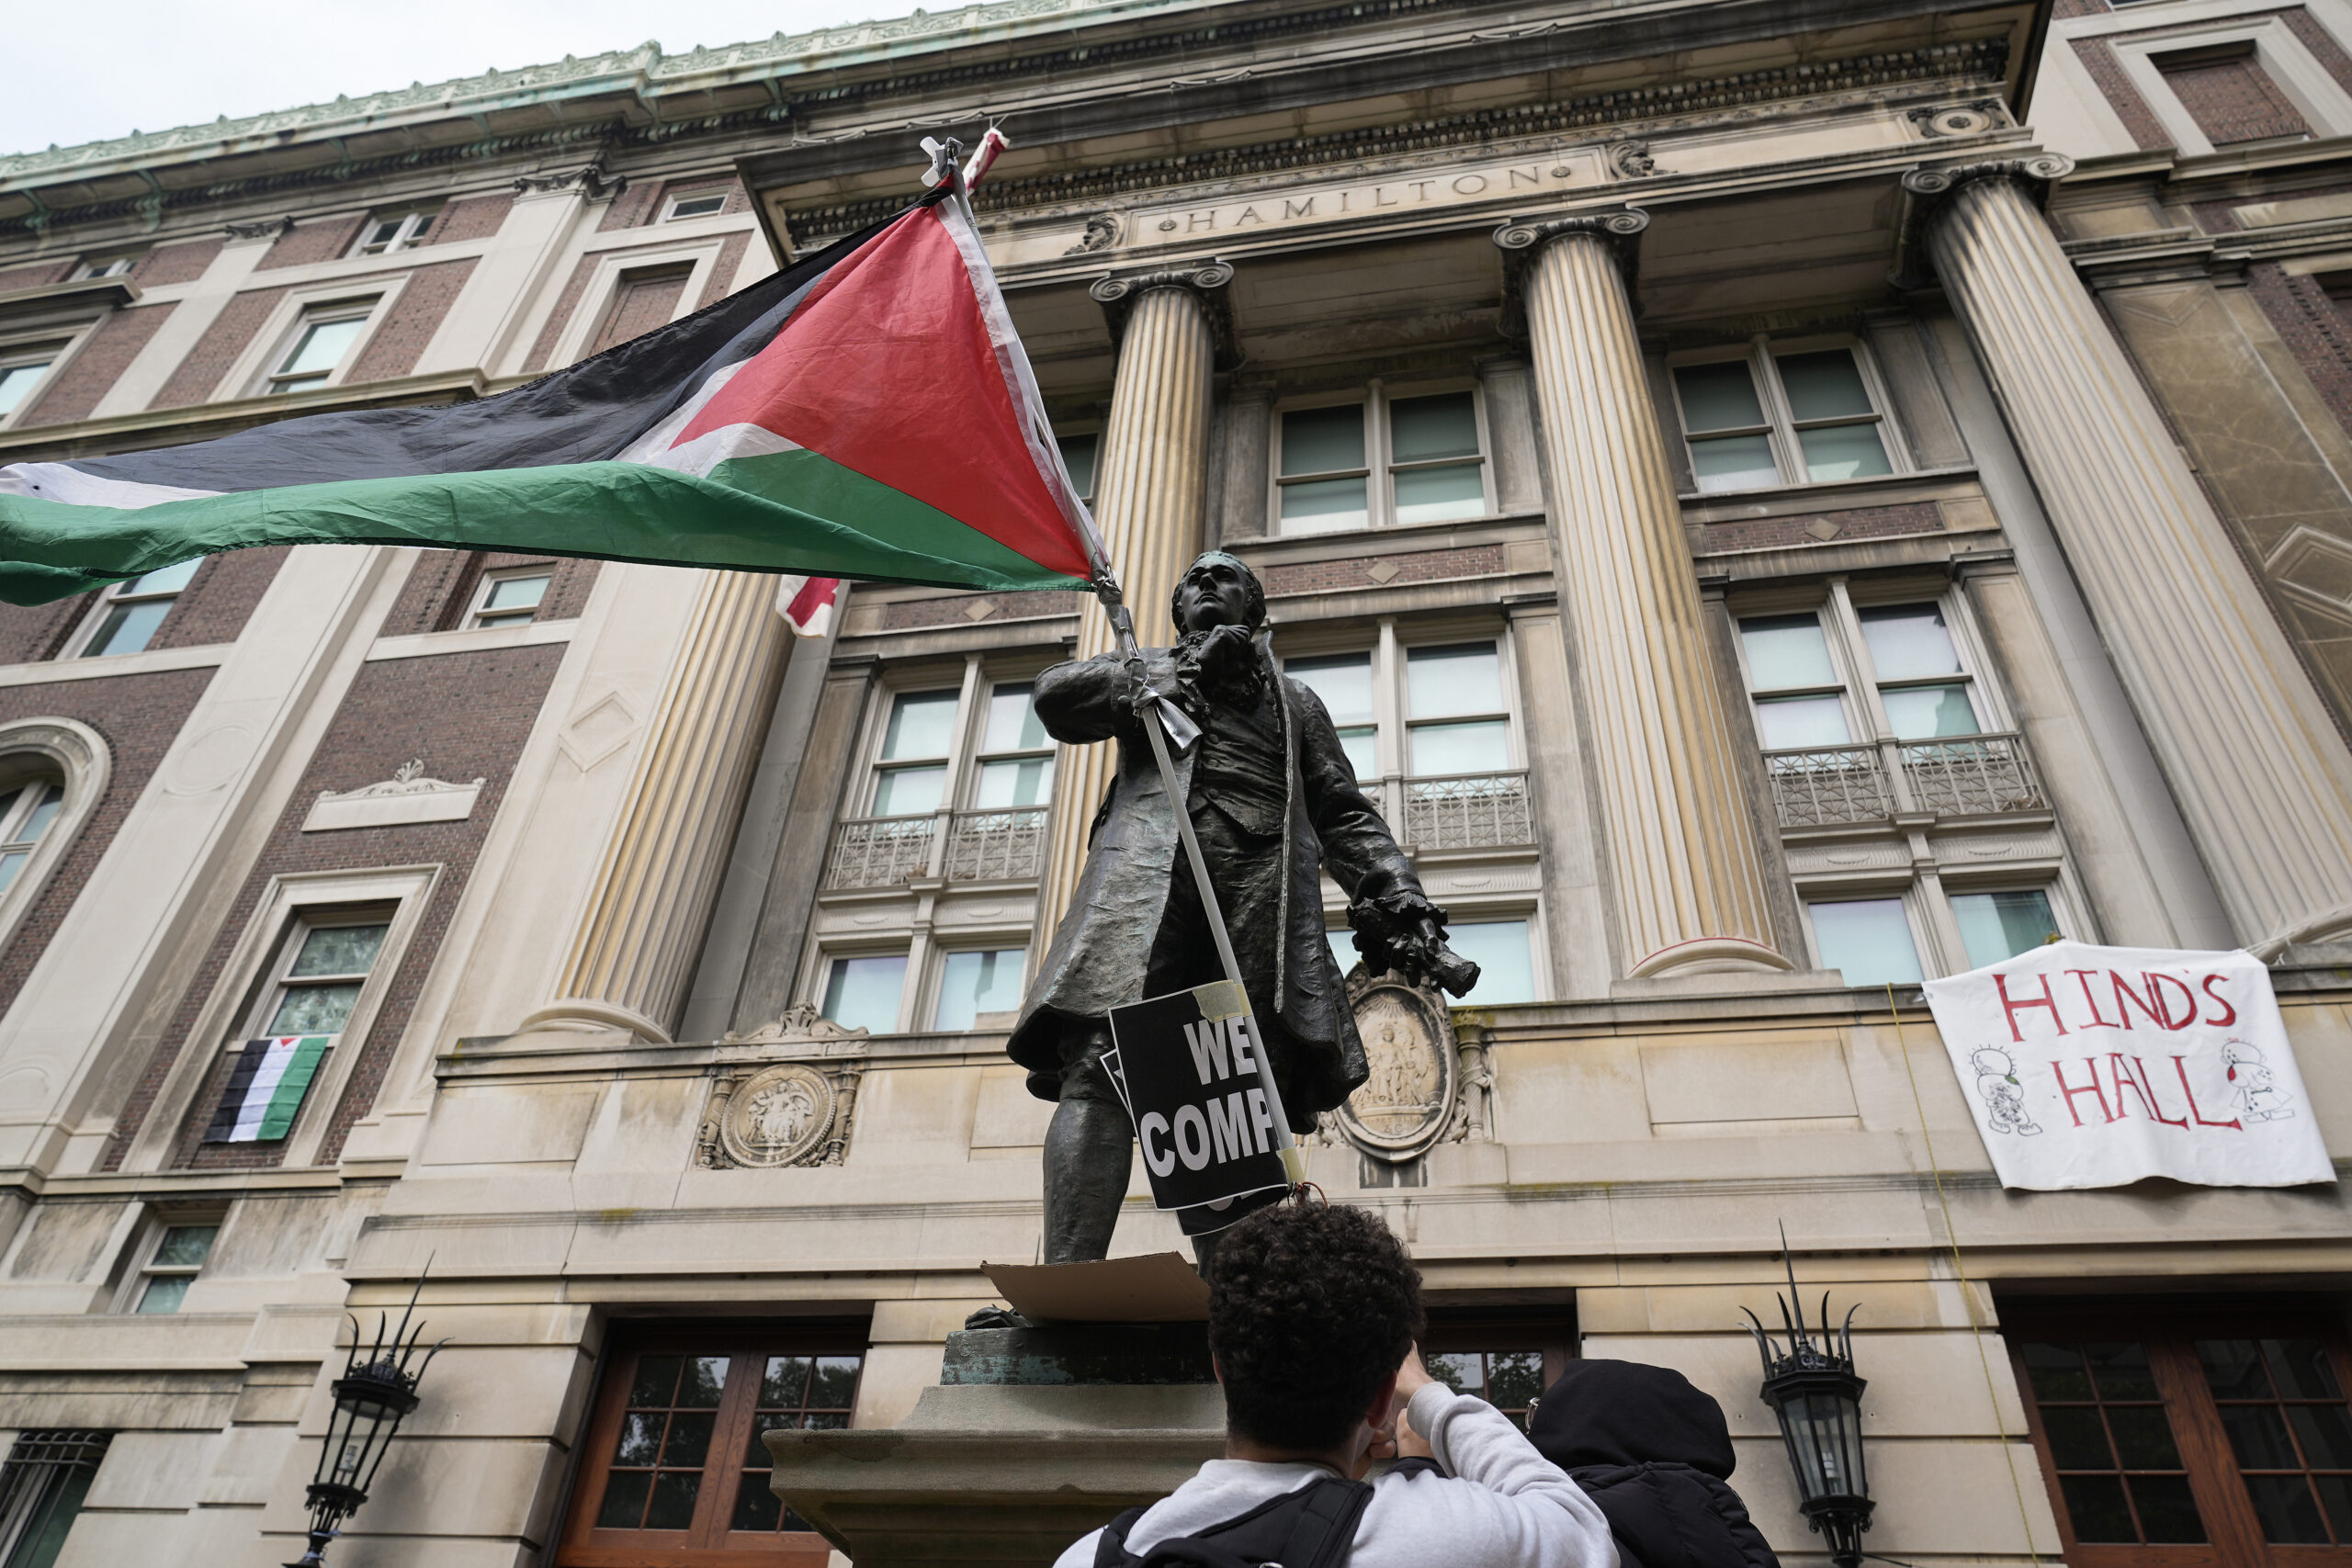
[201,912,390,1145]
[2155,43,2310,146]
[350,207,438,257]
[73,558,200,658]
[1672,341,1900,493]
[2013,1311,2352,1563]
[869,690,960,817]
[560,1329,863,1566]
[0,344,61,423]
[933,948,1025,1031]
[1283,638,1518,784]
[820,953,907,1035]
[262,303,374,394]
[971,682,1054,809]
[0,1430,111,1568]
[590,265,695,356]
[1275,388,1489,534]
[128,1223,218,1314]
[467,567,552,629]
[0,776,63,895]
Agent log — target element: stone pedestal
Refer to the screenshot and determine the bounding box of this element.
[769,1325,1220,1567]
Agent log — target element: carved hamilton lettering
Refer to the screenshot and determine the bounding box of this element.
[1134,156,1589,244]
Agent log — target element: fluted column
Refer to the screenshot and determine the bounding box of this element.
[1917,162,2352,946]
[519,570,793,1041]
[1498,213,1789,978]
[1034,268,1225,946]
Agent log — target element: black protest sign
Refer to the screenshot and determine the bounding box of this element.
[1107,981,1293,1214]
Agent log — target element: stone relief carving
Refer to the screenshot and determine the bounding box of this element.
[222,216,296,242]
[1905,101,2008,140]
[303,757,485,833]
[1063,212,1123,254]
[695,1008,870,1169]
[1606,139,1663,178]
[322,758,487,799]
[513,165,626,203]
[1309,967,1494,1161]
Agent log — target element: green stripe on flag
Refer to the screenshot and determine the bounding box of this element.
[0,447,1091,604]
[254,1036,330,1141]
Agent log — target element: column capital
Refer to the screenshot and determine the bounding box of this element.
[511,164,625,203]
[1089,258,1239,368]
[1493,209,1649,338]
[1894,153,2075,286]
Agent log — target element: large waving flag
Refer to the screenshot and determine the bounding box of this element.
[0,186,1105,625]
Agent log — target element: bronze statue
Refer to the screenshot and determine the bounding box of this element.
[1007,550,1476,1267]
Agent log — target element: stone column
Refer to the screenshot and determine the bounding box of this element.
[517,570,794,1041]
[1914,161,2352,946]
[1034,265,1227,947]
[1496,212,1789,978]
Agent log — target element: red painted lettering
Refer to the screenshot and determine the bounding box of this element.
[2147,972,2198,1031]
[2107,1054,2153,1121]
[2111,972,2169,1032]
[1998,971,2071,1042]
[2067,969,2120,1029]
[2201,974,2238,1027]
[2171,1056,2243,1130]
[2052,1058,2113,1126]
[2133,1056,2190,1128]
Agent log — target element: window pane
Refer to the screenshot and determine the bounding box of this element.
[1279,475,1369,533]
[982,684,1047,752]
[732,1472,784,1531]
[1406,643,1503,718]
[1857,603,1962,680]
[1738,614,1837,691]
[1796,423,1893,483]
[2132,1474,2208,1543]
[1335,728,1377,781]
[1880,684,1979,739]
[822,954,905,1034]
[483,574,549,612]
[596,1469,652,1529]
[153,1224,218,1267]
[18,785,63,845]
[934,948,1024,1031]
[880,692,958,761]
[2218,1404,2301,1470]
[2023,1342,2095,1402]
[974,757,1053,808]
[267,983,362,1034]
[1286,653,1374,725]
[0,850,29,895]
[2267,1338,2345,1401]
[1393,462,1486,525]
[0,360,54,415]
[1326,929,1355,976]
[1281,404,1366,476]
[1690,434,1781,492]
[662,1411,717,1467]
[1809,898,1923,987]
[644,1471,700,1530]
[678,1356,728,1407]
[1776,350,1876,421]
[631,1355,685,1407]
[136,1275,192,1314]
[1388,392,1479,462]
[667,195,726,220]
[290,923,388,978]
[2245,1475,2331,1544]
[2086,1342,2160,1401]
[809,1357,860,1409]
[2041,1406,2113,1469]
[84,599,169,658]
[1408,719,1510,774]
[2108,1404,2186,1469]
[1486,1351,1545,1413]
[872,764,946,817]
[124,558,202,597]
[1951,890,2060,969]
[277,316,367,377]
[1446,920,1534,1004]
[1429,1352,1485,1395]
[1057,434,1098,502]
[7,1461,96,1568]
[2291,1402,2352,1471]
[1754,695,1851,749]
[762,1356,811,1406]
[2199,1338,2272,1400]
[1675,361,1766,432]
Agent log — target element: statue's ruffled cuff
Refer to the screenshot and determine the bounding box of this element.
[1348,886,1451,956]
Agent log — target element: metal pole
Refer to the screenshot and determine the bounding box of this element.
[1105,599,1306,1184]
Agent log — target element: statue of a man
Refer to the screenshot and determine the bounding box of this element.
[1006,550,1474,1266]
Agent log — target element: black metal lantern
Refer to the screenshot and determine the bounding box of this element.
[1742,1241,1873,1568]
[288,1281,443,1568]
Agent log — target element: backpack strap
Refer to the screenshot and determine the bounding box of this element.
[1272,1476,1374,1568]
[1096,1505,1150,1568]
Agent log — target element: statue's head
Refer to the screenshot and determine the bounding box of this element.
[1170,550,1266,637]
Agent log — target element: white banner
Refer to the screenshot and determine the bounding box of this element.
[1921,941,2333,1190]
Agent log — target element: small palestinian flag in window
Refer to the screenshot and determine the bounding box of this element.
[203,1035,333,1143]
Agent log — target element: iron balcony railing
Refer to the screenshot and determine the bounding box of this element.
[1762,730,2046,829]
[826,807,1051,889]
[1396,770,1534,851]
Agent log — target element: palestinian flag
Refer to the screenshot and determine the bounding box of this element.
[0,187,1105,625]
[204,1034,332,1143]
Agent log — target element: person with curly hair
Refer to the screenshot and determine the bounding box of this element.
[1057,1201,1616,1568]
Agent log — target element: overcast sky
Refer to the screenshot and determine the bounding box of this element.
[5,0,921,157]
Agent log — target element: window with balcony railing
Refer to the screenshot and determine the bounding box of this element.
[828,672,1055,892]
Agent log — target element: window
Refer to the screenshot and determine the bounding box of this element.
[1283,637,1518,786]
[869,690,959,817]
[661,190,729,222]
[589,265,695,357]
[560,1329,862,1566]
[0,344,62,423]
[350,207,438,257]
[0,777,63,895]
[468,568,551,629]
[1444,919,1537,1005]
[0,1430,110,1568]
[262,302,374,394]
[1274,387,1489,535]
[820,953,906,1035]
[200,913,390,1145]
[1952,888,2062,969]
[933,947,1024,1031]
[73,558,200,658]
[129,1223,218,1314]
[1673,341,1900,493]
[1057,433,1098,509]
[1422,1314,1576,1433]
[1734,594,1995,748]
[72,254,138,280]
[2155,43,2310,146]
[971,682,1054,808]
[2012,1309,2352,1563]
[1806,897,1925,988]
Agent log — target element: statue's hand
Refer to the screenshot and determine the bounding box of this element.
[1193,622,1257,682]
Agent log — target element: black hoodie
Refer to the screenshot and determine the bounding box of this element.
[1525,1359,1781,1568]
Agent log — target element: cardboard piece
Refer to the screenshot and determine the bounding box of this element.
[982,1252,1212,1324]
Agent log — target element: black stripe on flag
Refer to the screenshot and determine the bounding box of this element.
[202,1040,269,1144]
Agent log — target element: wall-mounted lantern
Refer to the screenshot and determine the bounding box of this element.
[287,1280,443,1568]
[1742,1242,1873,1568]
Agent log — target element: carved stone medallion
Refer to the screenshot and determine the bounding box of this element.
[716,1064,837,1168]
[1336,977,1458,1162]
